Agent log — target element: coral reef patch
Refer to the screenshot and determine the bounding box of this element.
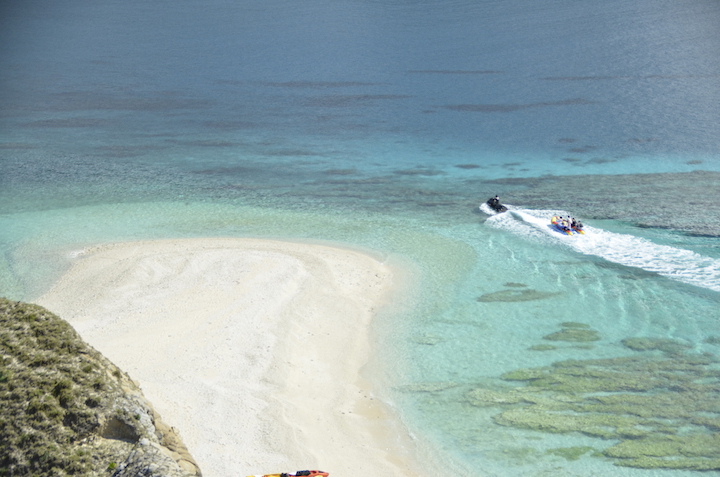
[546,446,598,461]
[464,329,720,470]
[528,344,557,351]
[621,337,692,354]
[543,328,600,342]
[477,288,562,302]
[396,382,460,393]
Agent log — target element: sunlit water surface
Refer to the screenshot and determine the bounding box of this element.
[2,0,720,475]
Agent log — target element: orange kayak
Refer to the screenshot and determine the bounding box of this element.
[247,471,329,477]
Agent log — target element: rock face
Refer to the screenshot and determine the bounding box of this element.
[111,438,197,477]
[0,298,202,477]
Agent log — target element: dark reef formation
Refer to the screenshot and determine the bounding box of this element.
[399,322,720,471]
[469,333,720,470]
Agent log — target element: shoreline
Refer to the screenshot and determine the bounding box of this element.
[35,238,424,477]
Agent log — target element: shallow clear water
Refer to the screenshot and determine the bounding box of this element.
[2,0,720,475]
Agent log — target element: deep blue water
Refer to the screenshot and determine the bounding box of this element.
[2,1,720,475]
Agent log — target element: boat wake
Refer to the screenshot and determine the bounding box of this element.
[479,201,512,215]
[485,208,720,292]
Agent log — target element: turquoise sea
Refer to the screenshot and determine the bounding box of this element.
[2,0,720,475]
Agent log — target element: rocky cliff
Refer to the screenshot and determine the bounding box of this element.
[0,298,202,477]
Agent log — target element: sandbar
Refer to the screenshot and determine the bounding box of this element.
[36,238,421,477]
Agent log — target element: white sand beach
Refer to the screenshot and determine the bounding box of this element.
[36,238,421,477]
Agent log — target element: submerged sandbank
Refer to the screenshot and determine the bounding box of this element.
[36,238,421,477]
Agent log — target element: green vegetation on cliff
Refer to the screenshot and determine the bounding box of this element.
[0,299,111,475]
[0,298,200,477]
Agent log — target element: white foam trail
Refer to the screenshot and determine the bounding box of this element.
[485,209,720,292]
[478,202,506,215]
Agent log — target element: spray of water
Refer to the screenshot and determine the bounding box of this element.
[482,206,720,292]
